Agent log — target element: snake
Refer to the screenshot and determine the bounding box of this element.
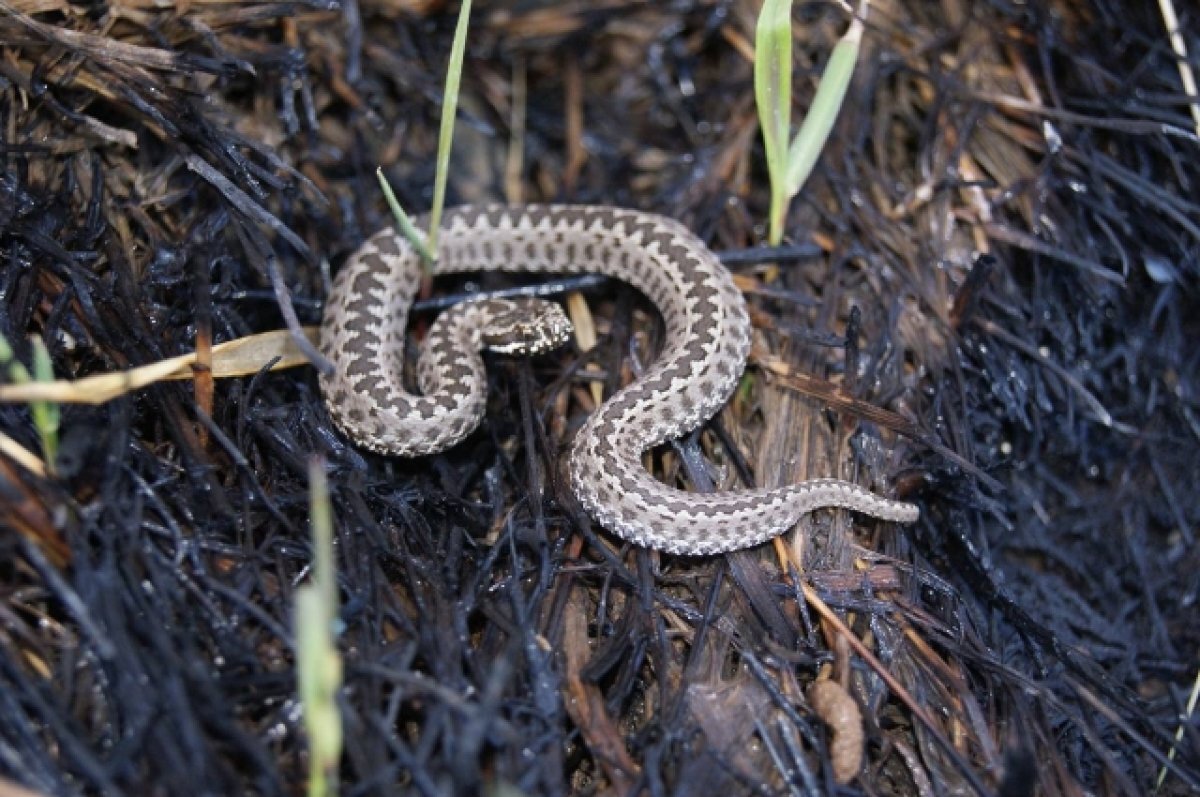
[319,205,919,555]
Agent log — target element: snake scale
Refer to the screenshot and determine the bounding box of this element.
[319,205,919,555]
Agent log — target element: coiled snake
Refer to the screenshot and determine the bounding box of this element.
[319,205,918,555]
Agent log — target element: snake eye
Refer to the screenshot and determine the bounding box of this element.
[481,298,573,356]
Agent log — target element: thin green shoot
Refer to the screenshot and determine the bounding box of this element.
[754,0,792,247]
[427,0,473,254]
[377,168,435,268]
[755,0,867,245]
[1154,665,1200,792]
[0,333,60,474]
[296,458,343,797]
[784,15,863,197]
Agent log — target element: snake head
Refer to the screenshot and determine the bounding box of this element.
[480,298,574,356]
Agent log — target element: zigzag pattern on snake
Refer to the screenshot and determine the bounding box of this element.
[319,204,918,555]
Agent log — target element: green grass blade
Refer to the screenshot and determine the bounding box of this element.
[1155,664,1200,791]
[754,0,793,245]
[427,0,473,254]
[29,338,59,473]
[376,168,435,269]
[297,588,338,797]
[0,333,60,474]
[309,459,335,612]
[784,13,863,197]
[297,458,343,797]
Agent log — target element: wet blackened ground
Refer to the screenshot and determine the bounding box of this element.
[0,1,1196,794]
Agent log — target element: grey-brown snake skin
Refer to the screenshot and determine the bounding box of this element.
[319,205,919,555]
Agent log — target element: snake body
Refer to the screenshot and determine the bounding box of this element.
[320,205,918,555]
